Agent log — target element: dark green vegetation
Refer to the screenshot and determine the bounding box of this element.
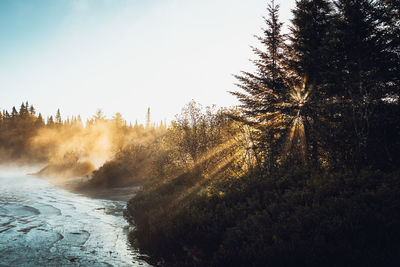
[123,0,400,266]
[127,170,400,266]
[1,0,399,266]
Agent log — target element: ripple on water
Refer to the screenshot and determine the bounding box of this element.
[3,204,40,217]
[25,228,64,249]
[58,230,90,247]
[0,217,15,234]
[35,203,62,216]
[0,174,151,267]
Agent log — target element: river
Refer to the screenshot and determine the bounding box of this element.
[0,169,151,267]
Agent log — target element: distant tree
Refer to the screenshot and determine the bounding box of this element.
[47,116,55,127]
[29,105,36,115]
[19,102,28,118]
[55,109,62,125]
[76,115,83,128]
[35,113,45,127]
[113,112,125,128]
[93,109,105,123]
[146,107,151,129]
[3,110,10,121]
[11,106,18,118]
[65,117,71,127]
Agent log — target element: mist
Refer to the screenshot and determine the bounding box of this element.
[0,104,166,190]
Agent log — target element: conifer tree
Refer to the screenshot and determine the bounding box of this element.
[76,115,83,128]
[231,0,288,169]
[284,0,335,167]
[35,113,45,127]
[29,105,36,115]
[377,0,400,99]
[19,103,27,117]
[146,107,151,129]
[47,116,55,127]
[92,109,105,124]
[113,112,125,128]
[287,0,333,87]
[3,110,10,121]
[55,109,62,125]
[333,0,400,168]
[11,107,18,118]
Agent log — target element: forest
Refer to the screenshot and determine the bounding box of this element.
[1,0,399,266]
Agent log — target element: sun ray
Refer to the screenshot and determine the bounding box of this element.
[282,76,312,162]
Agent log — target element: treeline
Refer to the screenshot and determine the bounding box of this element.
[124,0,400,266]
[0,103,166,180]
[0,102,48,162]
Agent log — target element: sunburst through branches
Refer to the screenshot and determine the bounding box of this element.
[283,76,313,162]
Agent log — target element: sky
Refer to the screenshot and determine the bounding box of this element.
[0,0,295,125]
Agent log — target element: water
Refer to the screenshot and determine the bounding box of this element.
[0,170,150,267]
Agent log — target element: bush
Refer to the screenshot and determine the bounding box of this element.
[126,169,400,266]
[89,144,156,187]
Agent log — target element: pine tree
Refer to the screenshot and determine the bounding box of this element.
[332,0,399,168]
[146,107,151,129]
[93,109,105,123]
[3,110,10,121]
[283,0,335,167]
[55,109,62,125]
[19,102,27,117]
[29,105,36,115]
[231,0,288,169]
[35,113,45,127]
[287,0,334,86]
[113,112,125,128]
[378,0,400,99]
[47,116,55,127]
[11,107,18,118]
[76,115,83,128]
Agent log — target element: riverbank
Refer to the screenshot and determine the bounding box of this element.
[35,174,141,202]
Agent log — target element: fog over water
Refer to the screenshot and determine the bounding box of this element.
[0,169,150,266]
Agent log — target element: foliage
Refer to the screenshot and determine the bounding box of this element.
[125,1,400,266]
[127,168,400,266]
[0,102,47,162]
[162,101,242,176]
[231,0,400,171]
[231,0,289,170]
[89,143,158,187]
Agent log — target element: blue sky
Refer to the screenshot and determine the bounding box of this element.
[0,0,295,124]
